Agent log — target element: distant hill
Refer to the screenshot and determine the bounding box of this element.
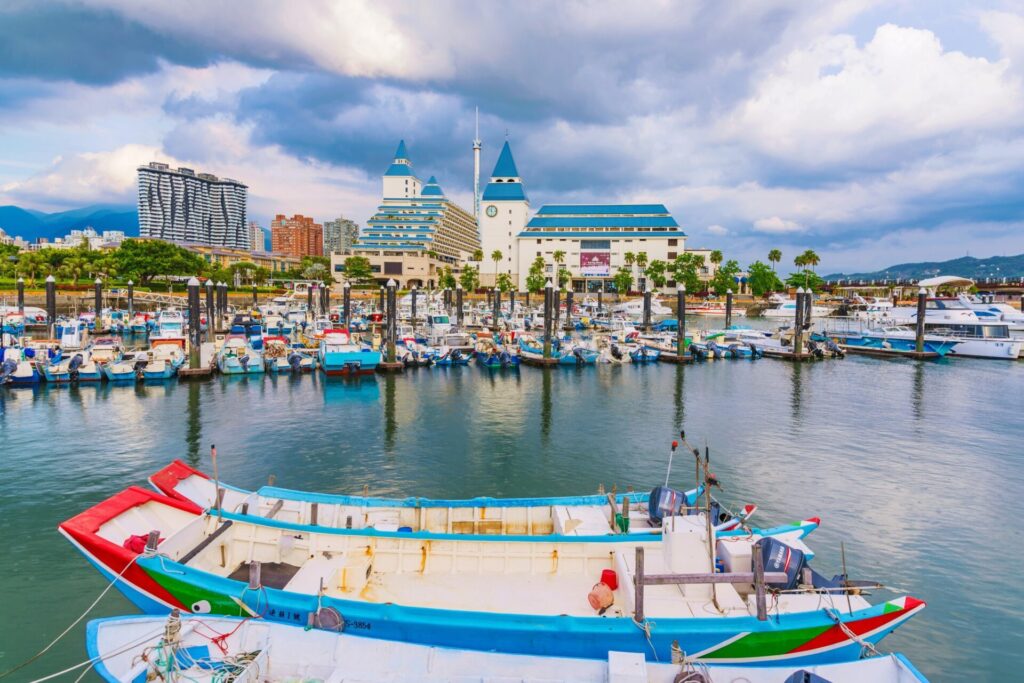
[825,253,1024,281]
[0,204,138,242]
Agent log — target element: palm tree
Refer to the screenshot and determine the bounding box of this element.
[768,249,782,272]
[802,249,820,272]
[490,249,503,283]
[709,250,723,266]
[471,249,484,263]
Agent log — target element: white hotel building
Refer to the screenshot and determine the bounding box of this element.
[478,142,687,292]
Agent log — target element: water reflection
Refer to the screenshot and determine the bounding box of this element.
[789,362,803,422]
[911,361,925,421]
[672,365,685,429]
[383,374,397,452]
[185,380,201,464]
[540,369,552,443]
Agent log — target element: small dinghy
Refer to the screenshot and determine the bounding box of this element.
[86,612,929,682]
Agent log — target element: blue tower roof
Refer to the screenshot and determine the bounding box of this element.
[420,176,444,196]
[491,141,519,178]
[384,139,416,177]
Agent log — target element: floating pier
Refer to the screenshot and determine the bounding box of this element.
[839,346,940,360]
[657,351,694,364]
[519,355,562,367]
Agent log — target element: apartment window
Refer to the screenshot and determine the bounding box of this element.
[668,239,678,246]
[667,252,677,260]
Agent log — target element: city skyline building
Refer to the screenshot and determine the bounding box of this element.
[247,220,267,252]
[323,216,360,254]
[270,213,323,258]
[136,162,248,249]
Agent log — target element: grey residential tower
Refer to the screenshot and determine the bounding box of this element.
[137,162,248,249]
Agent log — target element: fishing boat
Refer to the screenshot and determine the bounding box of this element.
[433,345,470,366]
[87,613,930,683]
[103,352,147,382]
[264,337,315,373]
[688,302,747,317]
[217,336,265,375]
[814,326,961,357]
[148,459,783,542]
[611,297,673,320]
[60,487,922,665]
[128,313,150,335]
[396,336,436,367]
[518,336,598,365]
[144,339,187,380]
[318,329,380,376]
[475,338,519,368]
[629,345,660,363]
[0,346,41,385]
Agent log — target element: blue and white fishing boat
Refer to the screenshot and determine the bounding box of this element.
[103,352,146,382]
[0,346,41,385]
[143,339,186,380]
[62,487,924,667]
[129,313,150,335]
[217,336,264,375]
[518,336,599,365]
[86,613,930,683]
[318,329,380,375]
[629,345,660,363]
[155,309,185,338]
[264,337,316,373]
[814,326,960,357]
[433,345,470,366]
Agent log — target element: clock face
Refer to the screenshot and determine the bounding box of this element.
[486,205,497,217]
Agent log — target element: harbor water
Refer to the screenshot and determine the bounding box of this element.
[1,357,1022,681]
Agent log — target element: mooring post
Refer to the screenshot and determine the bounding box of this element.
[92,278,103,331]
[564,289,574,331]
[598,289,603,316]
[378,285,385,317]
[793,287,805,357]
[635,546,645,623]
[456,283,464,328]
[677,282,686,357]
[410,285,418,332]
[16,277,24,314]
[343,281,351,330]
[307,283,315,316]
[725,289,733,329]
[915,286,927,354]
[321,281,328,314]
[126,280,134,320]
[642,287,652,330]
[553,288,561,331]
[753,540,767,621]
[251,284,257,306]
[386,279,397,364]
[205,279,215,343]
[804,287,813,328]
[543,279,553,359]
[492,288,500,330]
[187,277,201,369]
[510,290,516,317]
[45,275,56,336]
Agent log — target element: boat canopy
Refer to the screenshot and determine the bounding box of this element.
[917,275,974,289]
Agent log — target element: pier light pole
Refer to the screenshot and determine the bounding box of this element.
[455,283,464,329]
[411,285,418,332]
[725,289,733,329]
[17,277,24,314]
[553,287,560,331]
[793,287,805,357]
[45,275,56,337]
[187,277,201,369]
[914,287,927,354]
[205,279,215,342]
[677,282,686,358]
[543,279,553,359]
[343,281,351,330]
[94,278,103,331]
[386,279,397,364]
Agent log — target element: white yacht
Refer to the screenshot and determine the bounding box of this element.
[154,309,185,338]
[957,294,1024,338]
[611,296,672,319]
[879,298,1021,359]
[762,294,832,319]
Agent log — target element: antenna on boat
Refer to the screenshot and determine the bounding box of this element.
[664,439,679,487]
[211,444,221,523]
[841,541,853,615]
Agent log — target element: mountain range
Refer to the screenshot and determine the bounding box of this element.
[825,253,1024,281]
[0,204,139,242]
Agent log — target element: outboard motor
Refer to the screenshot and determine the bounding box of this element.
[707,341,724,359]
[0,358,17,383]
[757,537,846,591]
[610,343,624,361]
[239,354,250,371]
[806,340,824,358]
[451,349,463,362]
[573,347,586,364]
[726,343,742,359]
[647,486,695,526]
[499,350,512,367]
[688,343,706,360]
[824,338,845,358]
[748,343,763,359]
[133,358,148,377]
[68,353,84,380]
[288,352,303,372]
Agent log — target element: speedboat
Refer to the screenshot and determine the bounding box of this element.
[0,346,41,385]
[879,298,1022,359]
[155,309,185,338]
[217,336,264,375]
[611,297,673,320]
[815,325,960,357]
[318,329,380,376]
[103,352,148,382]
[689,301,747,317]
[144,339,186,380]
[762,294,832,319]
[264,337,315,373]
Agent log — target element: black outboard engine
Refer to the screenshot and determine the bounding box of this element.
[239,354,250,371]
[783,671,834,683]
[748,343,763,359]
[451,349,463,362]
[0,358,17,383]
[707,341,723,359]
[806,340,824,358]
[573,347,585,364]
[288,352,303,372]
[757,537,845,591]
[611,343,624,360]
[824,338,844,358]
[648,486,692,526]
[726,343,742,359]
[69,353,84,380]
[499,350,512,367]
[133,358,148,377]
[688,343,706,360]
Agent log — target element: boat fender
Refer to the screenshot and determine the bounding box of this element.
[587,581,614,612]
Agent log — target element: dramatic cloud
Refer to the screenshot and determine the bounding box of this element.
[1,1,1023,272]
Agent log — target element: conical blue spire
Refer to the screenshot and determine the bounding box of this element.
[420,175,444,196]
[491,141,519,178]
[394,139,410,160]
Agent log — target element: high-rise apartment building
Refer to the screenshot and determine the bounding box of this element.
[322,216,360,254]
[137,162,248,249]
[247,221,267,252]
[270,214,323,258]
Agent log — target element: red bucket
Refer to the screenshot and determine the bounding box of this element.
[600,568,618,591]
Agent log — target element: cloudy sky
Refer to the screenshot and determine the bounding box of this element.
[2,0,1023,273]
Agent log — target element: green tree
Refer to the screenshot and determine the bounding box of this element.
[496,272,514,292]
[459,264,480,292]
[635,251,648,270]
[801,249,821,272]
[793,253,808,270]
[768,249,782,272]
[438,266,457,290]
[58,255,89,283]
[525,255,546,293]
[115,239,204,285]
[16,250,50,284]
[557,267,571,290]
[552,250,566,268]
[612,267,634,296]
[645,259,668,288]
[471,249,484,263]
[302,261,328,280]
[670,253,704,293]
[746,260,784,297]
[341,256,373,283]
[786,269,825,292]
[709,259,741,295]
[490,249,503,281]
[709,250,723,267]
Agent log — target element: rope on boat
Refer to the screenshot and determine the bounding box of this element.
[24,622,169,683]
[0,556,140,680]
[824,596,882,657]
[631,617,660,661]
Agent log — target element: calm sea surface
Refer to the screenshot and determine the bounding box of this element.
[1,349,1022,681]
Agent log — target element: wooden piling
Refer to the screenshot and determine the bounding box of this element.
[915,287,927,354]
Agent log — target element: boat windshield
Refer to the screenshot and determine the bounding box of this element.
[431,316,450,324]
[926,299,969,310]
[927,323,1010,339]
